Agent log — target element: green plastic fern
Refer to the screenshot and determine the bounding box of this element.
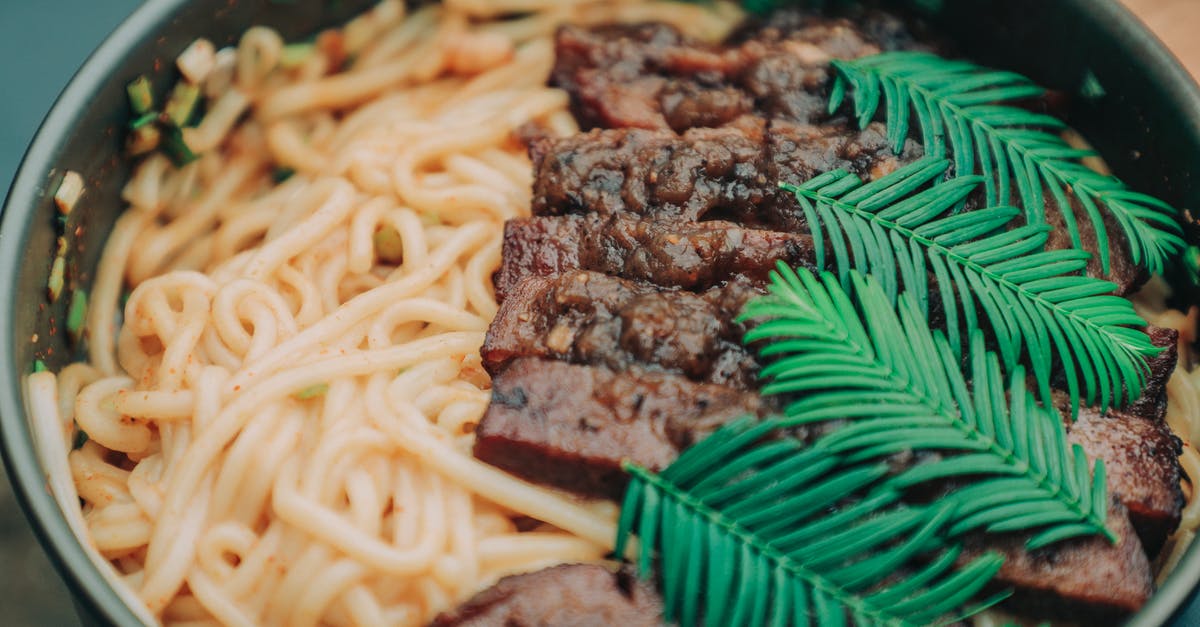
[616,417,1008,627]
[781,156,1158,413]
[740,266,1115,548]
[829,51,1185,275]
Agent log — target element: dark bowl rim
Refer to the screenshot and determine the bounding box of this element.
[3,0,1200,625]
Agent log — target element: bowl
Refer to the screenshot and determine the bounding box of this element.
[2,0,1199,624]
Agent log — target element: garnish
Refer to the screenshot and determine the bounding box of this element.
[32,360,47,373]
[47,237,67,303]
[293,383,329,400]
[54,171,83,216]
[742,266,1114,548]
[830,52,1185,275]
[374,225,404,264]
[617,417,1008,627]
[67,289,88,344]
[126,75,154,115]
[163,82,201,128]
[782,157,1157,414]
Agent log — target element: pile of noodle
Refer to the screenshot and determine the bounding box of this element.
[20,1,1200,625]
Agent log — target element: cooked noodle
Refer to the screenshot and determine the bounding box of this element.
[24,2,738,624]
[21,1,1199,625]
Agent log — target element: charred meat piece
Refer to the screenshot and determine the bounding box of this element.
[482,271,762,389]
[431,563,665,627]
[475,358,766,499]
[966,501,1152,624]
[529,121,918,230]
[493,214,817,302]
[1068,407,1183,556]
[551,14,917,131]
[1124,325,1179,421]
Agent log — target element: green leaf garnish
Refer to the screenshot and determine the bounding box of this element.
[617,417,1008,627]
[829,51,1185,275]
[67,289,88,342]
[782,156,1157,414]
[743,266,1115,548]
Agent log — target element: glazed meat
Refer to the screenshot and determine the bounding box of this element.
[965,501,1153,623]
[482,271,762,389]
[431,564,665,627]
[551,13,923,131]
[493,213,816,301]
[529,121,919,230]
[474,358,767,499]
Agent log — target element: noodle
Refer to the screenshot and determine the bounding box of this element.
[29,1,1198,624]
[25,2,741,623]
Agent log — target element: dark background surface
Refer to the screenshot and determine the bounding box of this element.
[2,0,1200,625]
[0,3,141,622]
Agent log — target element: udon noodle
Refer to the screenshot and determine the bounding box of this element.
[21,1,1200,625]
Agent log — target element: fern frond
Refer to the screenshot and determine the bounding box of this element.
[829,51,1185,275]
[781,156,1157,413]
[741,266,1116,549]
[616,417,1008,627]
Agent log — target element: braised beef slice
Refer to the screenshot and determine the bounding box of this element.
[551,13,922,131]
[493,214,817,302]
[1125,325,1179,422]
[430,563,665,627]
[474,358,765,499]
[1067,407,1183,556]
[482,271,762,389]
[965,501,1152,624]
[529,121,919,229]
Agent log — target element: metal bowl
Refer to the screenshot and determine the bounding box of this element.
[2,0,1198,624]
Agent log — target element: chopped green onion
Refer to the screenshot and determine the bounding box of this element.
[161,124,197,167]
[72,429,89,450]
[67,289,88,342]
[272,167,296,183]
[126,75,154,114]
[55,236,68,257]
[280,43,316,69]
[129,111,158,130]
[293,383,329,400]
[47,255,65,302]
[54,171,84,216]
[176,38,216,84]
[163,82,201,127]
[373,225,404,263]
[127,124,162,156]
[32,360,47,373]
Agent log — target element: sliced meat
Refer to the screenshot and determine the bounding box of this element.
[1068,407,1183,556]
[431,563,664,627]
[474,358,766,499]
[551,13,921,131]
[968,501,1152,624]
[529,121,919,230]
[1125,325,1179,421]
[482,271,762,389]
[493,213,817,301]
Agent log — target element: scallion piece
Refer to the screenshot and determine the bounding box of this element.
[126,75,154,114]
[54,171,84,216]
[67,289,88,342]
[127,124,162,156]
[47,255,65,302]
[272,167,296,183]
[55,236,68,257]
[72,429,89,450]
[373,225,404,263]
[163,82,201,127]
[32,360,47,373]
[293,383,329,400]
[129,111,158,130]
[161,124,197,167]
[279,43,315,69]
